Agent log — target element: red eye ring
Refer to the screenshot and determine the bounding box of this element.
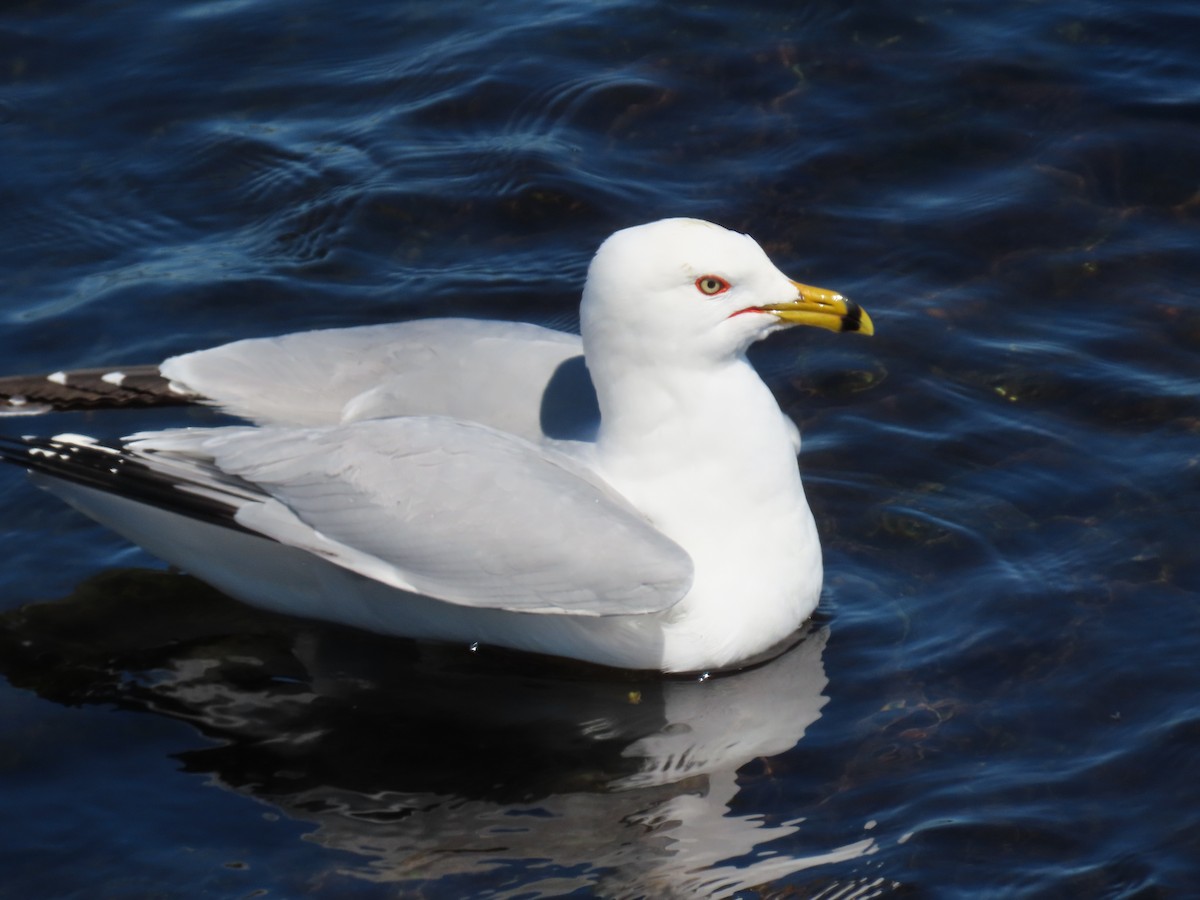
[695,275,731,296]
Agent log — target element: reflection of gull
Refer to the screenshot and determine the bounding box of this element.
[0,218,872,673]
[278,627,888,897]
[0,573,897,898]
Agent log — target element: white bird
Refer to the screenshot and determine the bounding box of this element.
[0,219,872,672]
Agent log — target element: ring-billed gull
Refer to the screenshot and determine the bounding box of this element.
[0,218,872,672]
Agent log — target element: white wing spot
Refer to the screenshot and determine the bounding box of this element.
[101,371,127,386]
[51,432,100,445]
[47,372,68,385]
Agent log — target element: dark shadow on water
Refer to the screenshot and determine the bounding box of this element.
[0,568,896,898]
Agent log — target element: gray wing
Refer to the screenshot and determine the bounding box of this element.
[160,318,598,441]
[133,417,692,616]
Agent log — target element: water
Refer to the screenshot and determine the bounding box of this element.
[1,0,1197,896]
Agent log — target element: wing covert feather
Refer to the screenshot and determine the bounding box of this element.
[160,319,587,438]
[138,418,692,616]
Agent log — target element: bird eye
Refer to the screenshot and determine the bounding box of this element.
[695,275,730,296]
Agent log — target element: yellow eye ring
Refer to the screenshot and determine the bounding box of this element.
[695,275,731,296]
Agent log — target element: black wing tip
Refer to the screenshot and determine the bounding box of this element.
[0,433,253,535]
[0,365,197,414]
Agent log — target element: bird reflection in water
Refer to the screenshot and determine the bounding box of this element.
[0,568,893,898]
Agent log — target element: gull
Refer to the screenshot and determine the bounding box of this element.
[0,219,872,673]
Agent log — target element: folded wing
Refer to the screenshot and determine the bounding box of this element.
[131,417,692,616]
[161,319,595,440]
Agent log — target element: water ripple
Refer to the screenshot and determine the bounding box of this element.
[0,0,1198,895]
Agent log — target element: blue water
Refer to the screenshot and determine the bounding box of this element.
[2,0,1198,896]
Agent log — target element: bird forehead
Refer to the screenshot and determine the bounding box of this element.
[591,220,785,300]
[612,219,748,257]
[654,234,758,274]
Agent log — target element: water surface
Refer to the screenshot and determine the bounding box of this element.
[1,0,1198,896]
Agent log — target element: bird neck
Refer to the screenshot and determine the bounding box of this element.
[588,351,821,671]
[590,352,804,518]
